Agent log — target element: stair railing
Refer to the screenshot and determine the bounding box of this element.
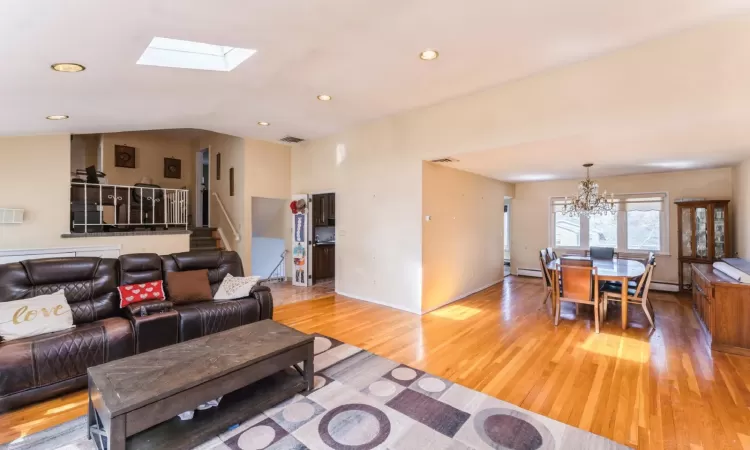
[263,250,288,284]
[212,192,241,244]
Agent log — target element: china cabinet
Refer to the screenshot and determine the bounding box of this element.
[675,199,731,291]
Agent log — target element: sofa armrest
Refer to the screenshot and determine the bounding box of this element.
[250,285,274,319]
[125,302,179,354]
[123,301,174,318]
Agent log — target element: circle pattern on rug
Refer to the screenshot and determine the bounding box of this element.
[391,367,417,381]
[314,337,333,354]
[368,380,397,397]
[237,424,276,450]
[282,401,316,423]
[318,403,391,450]
[473,408,554,450]
[313,375,328,390]
[417,377,446,393]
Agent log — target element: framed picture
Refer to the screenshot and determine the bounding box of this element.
[216,153,221,180]
[114,145,136,168]
[229,167,235,196]
[164,157,181,179]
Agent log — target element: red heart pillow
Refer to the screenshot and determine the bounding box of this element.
[118,281,166,308]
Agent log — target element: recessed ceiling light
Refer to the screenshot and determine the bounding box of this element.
[317,94,332,101]
[419,49,439,61]
[46,115,69,120]
[257,121,270,126]
[51,63,85,73]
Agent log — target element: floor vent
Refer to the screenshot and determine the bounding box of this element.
[431,157,458,163]
[280,136,305,143]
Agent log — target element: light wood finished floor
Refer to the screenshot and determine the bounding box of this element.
[268,278,335,307]
[2,276,749,449]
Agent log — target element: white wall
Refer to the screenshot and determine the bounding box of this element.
[0,134,189,254]
[733,159,750,259]
[251,237,285,277]
[511,168,733,285]
[422,162,513,313]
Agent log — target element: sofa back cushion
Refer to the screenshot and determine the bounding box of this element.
[0,258,119,325]
[0,290,75,341]
[118,253,163,286]
[162,250,243,296]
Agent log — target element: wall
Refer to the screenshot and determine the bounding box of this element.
[733,159,750,259]
[422,162,513,313]
[293,18,750,312]
[511,168,733,285]
[251,197,288,278]
[0,134,189,254]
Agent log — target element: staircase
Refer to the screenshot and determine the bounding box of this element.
[189,227,224,251]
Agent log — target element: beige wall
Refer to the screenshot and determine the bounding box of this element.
[0,134,189,254]
[511,168,733,285]
[422,162,513,313]
[733,159,750,259]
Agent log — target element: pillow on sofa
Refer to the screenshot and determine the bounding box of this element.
[0,290,74,342]
[166,269,213,304]
[214,274,261,300]
[118,281,166,308]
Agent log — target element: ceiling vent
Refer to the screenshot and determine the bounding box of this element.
[280,136,305,143]
[431,157,458,163]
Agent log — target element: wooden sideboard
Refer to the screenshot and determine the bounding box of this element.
[691,262,750,356]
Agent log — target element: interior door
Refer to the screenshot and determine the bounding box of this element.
[291,194,310,286]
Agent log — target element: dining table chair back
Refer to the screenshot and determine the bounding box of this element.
[546,247,557,261]
[557,264,601,333]
[590,246,615,260]
[601,260,656,328]
[540,250,554,305]
[560,257,593,267]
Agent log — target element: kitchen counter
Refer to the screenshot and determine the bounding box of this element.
[315,241,336,246]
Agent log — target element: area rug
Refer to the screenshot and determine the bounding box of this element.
[1,334,628,450]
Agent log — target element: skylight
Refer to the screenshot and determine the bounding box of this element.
[137,37,256,72]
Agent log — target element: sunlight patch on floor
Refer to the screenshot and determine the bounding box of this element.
[429,304,482,321]
[578,333,649,363]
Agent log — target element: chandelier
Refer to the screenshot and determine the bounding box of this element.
[562,163,616,217]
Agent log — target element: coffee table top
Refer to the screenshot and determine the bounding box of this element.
[88,319,312,415]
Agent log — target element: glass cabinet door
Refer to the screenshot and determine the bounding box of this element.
[681,207,693,257]
[714,205,726,259]
[696,207,708,259]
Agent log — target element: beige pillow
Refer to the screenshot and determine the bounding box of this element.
[0,290,75,342]
[214,274,261,300]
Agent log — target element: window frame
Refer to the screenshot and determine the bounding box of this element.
[549,192,669,255]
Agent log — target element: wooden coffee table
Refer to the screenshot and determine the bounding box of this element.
[87,320,314,450]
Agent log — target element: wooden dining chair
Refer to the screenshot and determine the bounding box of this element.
[546,247,557,261]
[539,250,554,305]
[600,261,656,328]
[560,257,592,267]
[555,261,601,333]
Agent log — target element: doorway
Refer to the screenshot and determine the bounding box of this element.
[311,192,335,285]
[194,149,210,227]
[504,198,511,276]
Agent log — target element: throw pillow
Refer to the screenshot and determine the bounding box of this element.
[166,269,213,304]
[0,290,74,342]
[118,281,166,308]
[214,274,261,300]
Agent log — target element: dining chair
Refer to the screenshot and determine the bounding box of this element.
[546,247,557,261]
[589,246,615,260]
[560,257,593,267]
[555,261,601,333]
[600,260,656,328]
[539,250,554,305]
[604,252,655,291]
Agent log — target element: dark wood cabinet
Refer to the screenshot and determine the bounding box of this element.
[313,245,335,281]
[676,200,730,291]
[312,195,327,227]
[327,193,335,223]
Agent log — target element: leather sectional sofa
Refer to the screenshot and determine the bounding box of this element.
[0,250,272,412]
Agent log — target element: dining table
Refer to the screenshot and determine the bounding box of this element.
[546,256,646,330]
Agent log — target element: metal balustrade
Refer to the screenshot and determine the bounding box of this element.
[70,182,189,233]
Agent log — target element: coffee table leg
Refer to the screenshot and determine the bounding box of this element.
[304,344,314,391]
[109,415,126,450]
[87,381,94,440]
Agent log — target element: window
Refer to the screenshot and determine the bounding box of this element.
[550,193,667,253]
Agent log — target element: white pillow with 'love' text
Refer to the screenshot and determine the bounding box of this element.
[0,290,75,342]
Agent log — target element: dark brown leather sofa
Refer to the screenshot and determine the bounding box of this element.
[0,250,272,412]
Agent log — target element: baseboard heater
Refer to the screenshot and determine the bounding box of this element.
[515,267,679,292]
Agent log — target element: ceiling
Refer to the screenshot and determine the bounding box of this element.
[2,0,749,142]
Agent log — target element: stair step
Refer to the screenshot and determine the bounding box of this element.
[190,236,218,243]
[190,227,217,237]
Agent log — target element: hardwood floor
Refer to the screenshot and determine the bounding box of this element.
[2,275,749,449]
[268,278,335,307]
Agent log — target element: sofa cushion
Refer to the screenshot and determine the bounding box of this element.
[0,258,119,325]
[0,317,133,399]
[0,290,74,342]
[162,250,244,296]
[174,298,260,342]
[118,281,165,308]
[214,274,261,300]
[166,269,213,305]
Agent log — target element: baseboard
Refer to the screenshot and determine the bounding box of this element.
[421,279,504,315]
[336,291,422,315]
[515,267,679,292]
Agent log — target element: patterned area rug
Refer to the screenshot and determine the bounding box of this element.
[1,334,628,450]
